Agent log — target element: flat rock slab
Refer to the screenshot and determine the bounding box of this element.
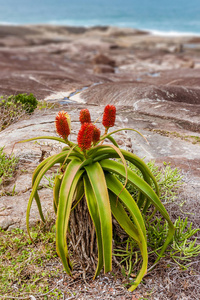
[0,25,200,230]
[80,82,200,132]
[0,25,200,103]
[0,104,200,230]
[0,189,53,230]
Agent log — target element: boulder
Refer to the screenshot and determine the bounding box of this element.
[92,53,116,67]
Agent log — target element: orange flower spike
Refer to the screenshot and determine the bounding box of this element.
[93,126,101,145]
[77,122,95,151]
[102,105,116,130]
[55,111,71,140]
[79,108,91,124]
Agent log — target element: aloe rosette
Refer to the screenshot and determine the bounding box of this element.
[19,106,175,291]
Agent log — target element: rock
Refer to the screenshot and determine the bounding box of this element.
[92,54,116,67]
[180,59,194,68]
[146,85,200,104]
[194,63,200,69]
[188,37,200,43]
[155,43,183,53]
[0,102,200,235]
[118,56,194,73]
[0,189,54,230]
[0,25,38,37]
[106,27,149,38]
[0,216,15,230]
[11,174,33,193]
[93,64,115,74]
[0,24,199,102]
[80,82,200,132]
[81,80,200,105]
[109,44,119,49]
[89,26,109,32]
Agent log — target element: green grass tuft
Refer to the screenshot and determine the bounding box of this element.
[0,147,19,186]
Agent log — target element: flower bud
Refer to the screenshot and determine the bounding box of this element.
[102,105,116,129]
[55,111,71,139]
[93,126,101,144]
[77,122,95,151]
[79,108,91,124]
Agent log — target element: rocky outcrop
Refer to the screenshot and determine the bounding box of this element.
[0,24,199,101]
[0,104,200,230]
[92,53,116,67]
[0,25,200,230]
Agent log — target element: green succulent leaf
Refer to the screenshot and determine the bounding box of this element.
[26,151,71,239]
[105,172,148,291]
[105,135,119,147]
[100,127,149,144]
[108,191,140,243]
[90,147,159,195]
[105,173,146,242]
[56,159,85,275]
[101,159,175,266]
[108,191,148,291]
[17,136,69,145]
[85,162,112,273]
[32,155,57,186]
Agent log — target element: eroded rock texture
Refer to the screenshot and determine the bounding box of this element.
[0,25,200,230]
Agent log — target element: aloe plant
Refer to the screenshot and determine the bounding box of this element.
[18,106,175,291]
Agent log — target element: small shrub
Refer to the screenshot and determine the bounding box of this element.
[117,160,183,204]
[11,93,38,113]
[114,216,200,285]
[0,93,38,131]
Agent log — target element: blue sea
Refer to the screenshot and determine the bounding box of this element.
[0,0,200,36]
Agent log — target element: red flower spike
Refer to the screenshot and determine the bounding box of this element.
[79,108,91,124]
[102,105,116,128]
[55,111,71,139]
[93,126,101,144]
[77,123,95,151]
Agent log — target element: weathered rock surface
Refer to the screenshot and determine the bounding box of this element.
[0,189,53,230]
[0,25,200,230]
[0,24,200,102]
[0,105,200,230]
[80,82,200,132]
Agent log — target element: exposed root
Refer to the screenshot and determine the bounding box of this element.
[69,199,98,274]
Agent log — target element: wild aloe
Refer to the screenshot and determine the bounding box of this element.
[18,105,175,291]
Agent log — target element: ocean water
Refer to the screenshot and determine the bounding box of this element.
[0,0,200,35]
